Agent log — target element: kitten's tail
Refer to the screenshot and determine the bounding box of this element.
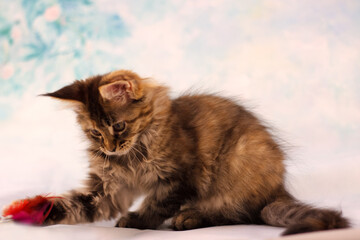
[260,194,350,235]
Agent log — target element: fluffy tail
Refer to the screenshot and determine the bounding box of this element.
[261,195,350,235]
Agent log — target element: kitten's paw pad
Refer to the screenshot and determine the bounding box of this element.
[172,209,203,230]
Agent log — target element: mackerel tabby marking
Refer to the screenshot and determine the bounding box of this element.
[42,70,350,235]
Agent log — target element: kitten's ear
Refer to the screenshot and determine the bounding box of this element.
[41,81,85,105]
[99,80,142,104]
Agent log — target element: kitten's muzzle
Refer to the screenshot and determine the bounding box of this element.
[102,139,132,156]
[103,139,117,153]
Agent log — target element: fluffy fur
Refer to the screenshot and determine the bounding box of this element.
[38,70,349,235]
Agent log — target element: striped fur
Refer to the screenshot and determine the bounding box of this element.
[261,197,349,235]
[42,70,350,235]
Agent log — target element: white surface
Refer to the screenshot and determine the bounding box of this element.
[0,219,359,240]
[0,222,285,240]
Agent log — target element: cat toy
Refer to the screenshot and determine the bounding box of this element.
[1,195,59,225]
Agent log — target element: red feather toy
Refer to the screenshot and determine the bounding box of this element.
[2,195,59,225]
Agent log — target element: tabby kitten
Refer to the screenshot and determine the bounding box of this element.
[39,70,349,235]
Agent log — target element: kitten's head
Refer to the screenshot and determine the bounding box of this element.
[43,70,169,157]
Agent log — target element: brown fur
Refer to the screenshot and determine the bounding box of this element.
[41,70,349,235]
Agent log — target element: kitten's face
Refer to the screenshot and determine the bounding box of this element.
[44,70,155,157]
[81,96,153,156]
[80,99,149,156]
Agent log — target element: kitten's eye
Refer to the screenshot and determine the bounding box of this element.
[90,129,102,137]
[113,122,126,132]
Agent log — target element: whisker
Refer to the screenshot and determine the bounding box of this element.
[130,148,142,165]
[132,144,147,161]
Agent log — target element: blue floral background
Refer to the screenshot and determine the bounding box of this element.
[0,0,360,226]
[0,0,128,107]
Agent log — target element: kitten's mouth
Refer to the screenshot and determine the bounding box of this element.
[101,140,133,156]
[101,148,130,157]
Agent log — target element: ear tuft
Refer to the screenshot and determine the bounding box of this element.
[41,81,85,104]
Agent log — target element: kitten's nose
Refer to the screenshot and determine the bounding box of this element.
[104,139,117,152]
[109,146,117,152]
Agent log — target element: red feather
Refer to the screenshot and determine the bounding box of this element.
[3,198,31,217]
[2,195,60,225]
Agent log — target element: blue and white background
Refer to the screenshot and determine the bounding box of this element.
[0,0,359,238]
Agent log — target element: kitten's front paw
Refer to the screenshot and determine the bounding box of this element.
[172,209,204,230]
[115,212,141,228]
[115,212,157,229]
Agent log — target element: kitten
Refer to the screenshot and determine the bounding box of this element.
[39,70,349,235]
